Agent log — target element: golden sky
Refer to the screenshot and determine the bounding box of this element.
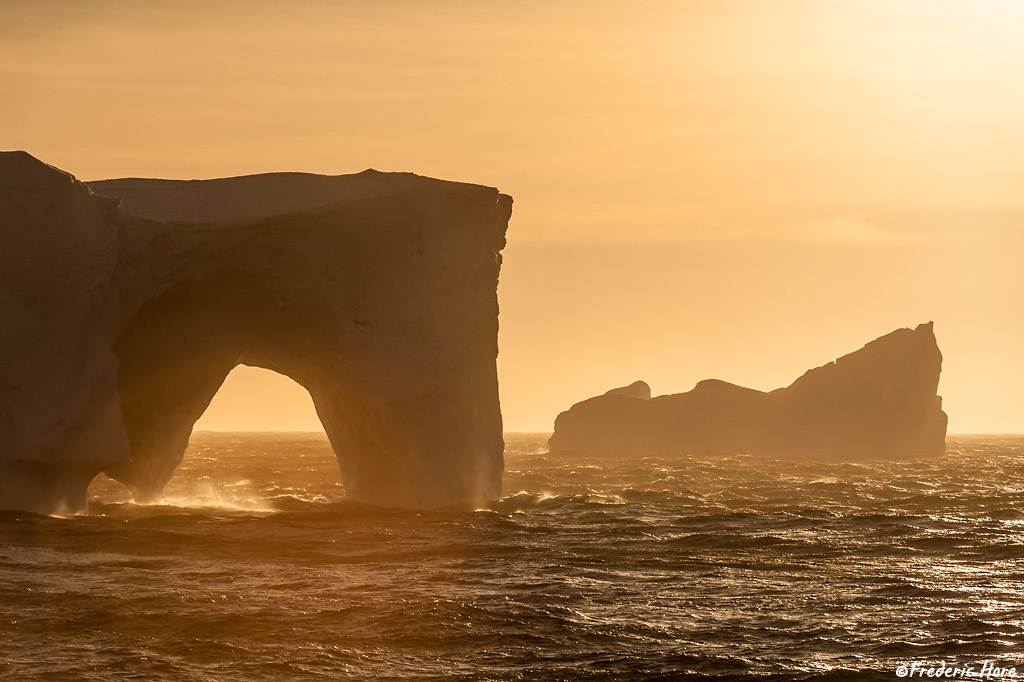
[3,1,1022,432]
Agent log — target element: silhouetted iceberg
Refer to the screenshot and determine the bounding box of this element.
[0,151,511,513]
[549,324,947,458]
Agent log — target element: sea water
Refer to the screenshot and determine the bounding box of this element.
[2,433,1022,681]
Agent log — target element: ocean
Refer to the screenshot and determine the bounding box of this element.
[2,433,1022,681]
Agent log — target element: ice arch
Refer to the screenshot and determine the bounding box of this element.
[0,152,511,513]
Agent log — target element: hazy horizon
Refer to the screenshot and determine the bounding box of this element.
[4,0,1022,433]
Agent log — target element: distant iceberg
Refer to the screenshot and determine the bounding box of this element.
[549,323,947,458]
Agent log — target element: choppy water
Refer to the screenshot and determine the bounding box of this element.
[2,433,1023,681]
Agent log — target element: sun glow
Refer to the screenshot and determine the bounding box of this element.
[2,0,1022,432]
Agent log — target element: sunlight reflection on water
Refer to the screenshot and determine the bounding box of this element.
[1,433,1022,681]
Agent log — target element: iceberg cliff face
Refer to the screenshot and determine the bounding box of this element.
[0,151,511,513]
[549,324,948,458]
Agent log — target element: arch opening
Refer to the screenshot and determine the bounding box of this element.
[106,275,340,503]
[89,367,343,510]
[102,270,502,510]
[194,366,324,433]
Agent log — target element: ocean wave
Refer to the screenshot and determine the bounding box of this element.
[3,434,1024,680]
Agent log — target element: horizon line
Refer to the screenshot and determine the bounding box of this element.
[190,429,1024,437]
